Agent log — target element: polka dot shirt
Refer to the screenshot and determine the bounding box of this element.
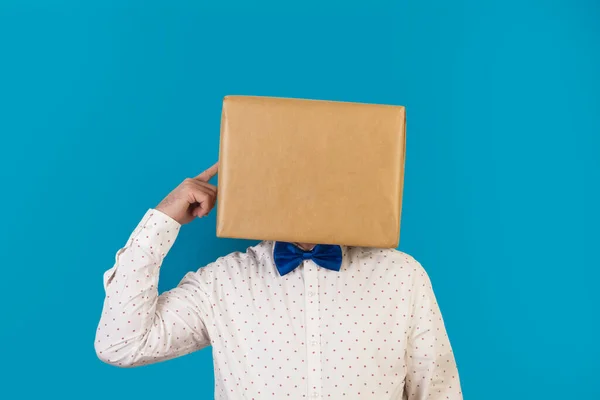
[95,209,463,399]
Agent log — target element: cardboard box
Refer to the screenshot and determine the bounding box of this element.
[216,95,406,248]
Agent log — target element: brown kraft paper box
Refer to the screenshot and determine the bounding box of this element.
[216,95,406,248]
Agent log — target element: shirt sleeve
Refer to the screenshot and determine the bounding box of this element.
[404,260,463,399]
[94,208,213,367]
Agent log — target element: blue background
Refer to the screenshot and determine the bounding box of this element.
[0,0,598,399]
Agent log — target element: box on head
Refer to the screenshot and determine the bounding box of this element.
[216,95,406,248]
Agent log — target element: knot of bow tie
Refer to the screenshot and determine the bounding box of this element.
[273,241,343,276]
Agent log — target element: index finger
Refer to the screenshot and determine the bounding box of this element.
[194,161,219,182]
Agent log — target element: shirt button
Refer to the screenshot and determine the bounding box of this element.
[307,291,315,297]
[311,340,318,346]
[311,392,319,398]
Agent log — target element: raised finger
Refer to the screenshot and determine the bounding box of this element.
[194,161,219,182]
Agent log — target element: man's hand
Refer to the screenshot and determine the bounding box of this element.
[155,162,219,225]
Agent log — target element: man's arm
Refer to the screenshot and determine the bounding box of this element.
[404,260,463,399]
[94,209,213,367]
[94,163,219,367]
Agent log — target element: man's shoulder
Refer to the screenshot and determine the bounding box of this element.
[347,245,421,264]
[198,240,274,275]
[346,246,427,273]
[220,240,274,263]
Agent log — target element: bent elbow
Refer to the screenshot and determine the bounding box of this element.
[94,336,139,368]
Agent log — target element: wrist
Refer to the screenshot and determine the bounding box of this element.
[130,209,182,258]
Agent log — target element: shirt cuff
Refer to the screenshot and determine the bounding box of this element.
[128,208,182,259]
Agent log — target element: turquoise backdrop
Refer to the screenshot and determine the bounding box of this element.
[1,0,598,399]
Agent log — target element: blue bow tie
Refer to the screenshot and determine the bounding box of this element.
[273,241,343,276]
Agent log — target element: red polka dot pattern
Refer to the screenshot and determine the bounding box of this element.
[95,209,463,399]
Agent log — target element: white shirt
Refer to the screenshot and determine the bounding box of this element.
[95,209,463,400]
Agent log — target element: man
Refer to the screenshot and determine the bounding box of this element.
[94,162,463,399]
